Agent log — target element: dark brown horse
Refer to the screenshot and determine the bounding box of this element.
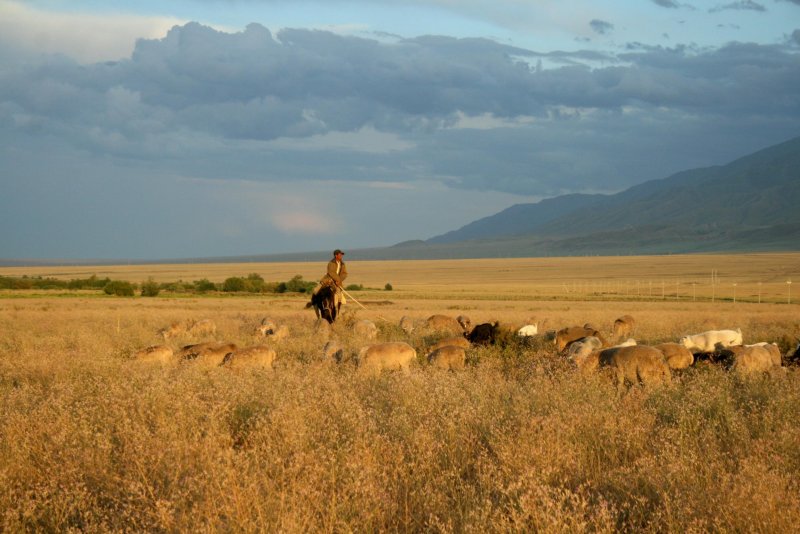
[307,285,339,324]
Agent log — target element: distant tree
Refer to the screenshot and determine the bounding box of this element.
[140,277,160,297]
[223,277,248,292]
[104,280,135,297]
[284,275,315,293]
[385,283,393,291]
[194,279,217,293]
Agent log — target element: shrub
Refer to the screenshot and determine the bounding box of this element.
[223,277,248,292]
[385,283,393,291]
[103,280,135,297]
[346,284,364,291]
[194,279,217,293]
[284,275,315,293]
[140,278,160,297]
[246,273,266,293]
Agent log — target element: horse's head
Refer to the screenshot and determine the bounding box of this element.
[309,285,338,324]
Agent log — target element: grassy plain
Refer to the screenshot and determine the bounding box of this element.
[1,254,799,532]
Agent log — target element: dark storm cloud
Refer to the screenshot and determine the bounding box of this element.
[1,21,799,197]
[590,19,615,35]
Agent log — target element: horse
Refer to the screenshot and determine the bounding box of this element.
[307,285,339,324]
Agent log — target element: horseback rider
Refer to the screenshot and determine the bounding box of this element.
[312,249,347,308]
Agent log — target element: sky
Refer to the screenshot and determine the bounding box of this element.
[1,0,798,260]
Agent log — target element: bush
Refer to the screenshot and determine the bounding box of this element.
[385,283,393,291]
[194,279,217,293]
[140,278,160,297]
[284,275,315,294]
[346,284,364,291]
[246,273,266,293]
[103,280,135,297]
[223,277,248,292]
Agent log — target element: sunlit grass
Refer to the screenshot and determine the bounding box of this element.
[1,257,799,531]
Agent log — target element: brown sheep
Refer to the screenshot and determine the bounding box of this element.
[134,345,174,365]
[180,342,238,368]
[253,317,277,336]
[456,315,472,332]
[399,316,416,335]
[221,345,276,370]
[653,342,694,370]
[422,314,464,334]
[600,345,671,390]
[567,336,604,365]
[612,315,636,340]
[722,345,782,375]
[357,342,416,376]
[354,319,378,340]
[427,345,467,370]
[429,336,471,352]
[160,319,217,340]
[555,326,608,352]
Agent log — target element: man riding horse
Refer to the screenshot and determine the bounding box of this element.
[307,249,348,323]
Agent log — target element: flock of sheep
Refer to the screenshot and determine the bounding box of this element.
[133,313,800,387]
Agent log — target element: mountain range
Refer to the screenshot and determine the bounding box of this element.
[383,134,800,259]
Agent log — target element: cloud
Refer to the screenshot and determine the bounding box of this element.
[2,22,798,196]
[590,19,615,36]
[0,1,184,63]
[2,18,799,258]
[651,0,682,8]
[709,1,767,12]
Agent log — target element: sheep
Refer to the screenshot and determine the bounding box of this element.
[517,324,539,337]
[422,314,465,334]
[180,342,238,367]
[221,345,276,370]
[357,342,416,376]
[133,345,174,365]
[267,324,290,342]
[744,343,782,367]
[567,336,604,369]
[612,315,636,340]
[613,338,637,348]
[427,345,467,370]
[399,316,416,335]
[254,317,277,336]
[160,319,217,340]
[785,342,800,366]
[600,345,672,390]
[721,345,782,375]
[354,319,378,340]
[679,328,742,353]
[429,336,471,352]
[456,315,472,332]
[467,322,499,346]
[555,326,608,352]
[322,340,345,362]
[653,342,694,370]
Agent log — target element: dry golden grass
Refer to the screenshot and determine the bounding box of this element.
[3,251,799,302]
[1,255,800,532]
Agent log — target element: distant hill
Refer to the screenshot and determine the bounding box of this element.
[419,135,800,256]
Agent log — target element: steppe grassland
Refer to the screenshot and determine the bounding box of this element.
[1,254,800,532]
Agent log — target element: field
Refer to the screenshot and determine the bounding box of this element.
[1,253,800,532]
